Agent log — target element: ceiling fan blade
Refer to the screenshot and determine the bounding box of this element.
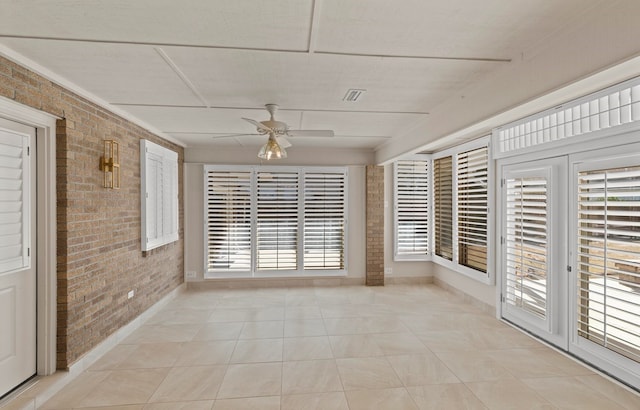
[211,133,259,139]
[276,136,292,148]
[242,117,273,133]
[287,130,335,137]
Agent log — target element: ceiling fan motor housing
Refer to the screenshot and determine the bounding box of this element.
[259,120,288,134]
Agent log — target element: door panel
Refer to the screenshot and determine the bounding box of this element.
[501,157,567,349]
[0,119,36,397]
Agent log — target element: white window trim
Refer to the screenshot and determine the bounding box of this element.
[432,136,494,285]
[393,154,432,261]
[203,165,348,279]
[141,139,179,251]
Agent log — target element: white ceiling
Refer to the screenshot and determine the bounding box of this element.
[0,0,616,154]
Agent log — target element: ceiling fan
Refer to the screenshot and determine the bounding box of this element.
[214,104,335,159]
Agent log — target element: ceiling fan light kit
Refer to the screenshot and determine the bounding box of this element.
[258,134,287,160]
[239,104,334,159]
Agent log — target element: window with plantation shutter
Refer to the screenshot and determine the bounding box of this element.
[577,164,640,363]
[205,166,347,277]
[457,147,488,272]
[0,129,30,274]
[256,170,299,271]
[303,171,346,270]
[394,159,430,260]
[434,156,453,260]
[205,170,252,273]
[141,140,178,251]
[505,175,549,320]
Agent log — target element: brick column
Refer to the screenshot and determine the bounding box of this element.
[366,165,384,286]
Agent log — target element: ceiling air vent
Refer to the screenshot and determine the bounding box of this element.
[342,89,366,102]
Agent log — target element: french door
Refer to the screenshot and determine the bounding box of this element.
[0,118,36,397]
[501,145,640,389]
[501,157,568,349]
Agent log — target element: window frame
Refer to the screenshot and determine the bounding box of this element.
[203,164,348,278]
[432,136,494,284]
[393,154,432,261]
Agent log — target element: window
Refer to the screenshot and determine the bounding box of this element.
[394,158,430,260]
[303,171,346,270]
[204,166,347,277]
[457,147,489,272]
[434,156,453,261]
[576,164,640,363]
[141,140,178,251]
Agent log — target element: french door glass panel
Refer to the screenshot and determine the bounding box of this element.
[501,157,567,347]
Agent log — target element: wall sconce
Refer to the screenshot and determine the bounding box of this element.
[99,139,120,189]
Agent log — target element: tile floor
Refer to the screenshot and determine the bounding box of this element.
[35,284,640,409]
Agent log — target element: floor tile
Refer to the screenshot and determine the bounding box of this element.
[522,376,628,409]
[434,350,515,382]
[143,401,214,410]
[387,353,459,386]
[147,308,212,325]
[345,387,419,410]
[174,340,236,366]
[40,371,111,409]
[284,336,333,361]
[285,305,322,320]
[114,342,182,369]
[212,396,280,410]
[466,379,556,410]
[193,322,243,341]
[329,334,384,358]
[76,369,168,407]
[372,332,428,355]
[87,344,138,371]
[484,348,570,379]
[229,338,283,363]
[217,363,282,399]
[148,365,226,402]
[336,357,403,390]
[575,374,640,409]
[284,319,327,337]
[281,392,349,410]
[121,324,201,344]
[282,359,343,395]
[407,384,488,410]
[239,321,284,339]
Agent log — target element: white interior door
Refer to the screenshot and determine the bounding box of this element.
[501,156,568,349]
[0,118,36,397]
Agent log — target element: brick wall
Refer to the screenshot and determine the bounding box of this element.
[366,165,384,286]
[0,55,184,369]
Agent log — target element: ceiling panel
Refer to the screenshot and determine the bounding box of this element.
[0,0,313,50]
[163,47,502,112]
[301,111,427,137]
[0,38,203,106]
[317,0,604,59]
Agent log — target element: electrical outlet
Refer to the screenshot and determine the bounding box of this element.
[127,290,135,299]
[384,267,392,275]
[186,271,196,279]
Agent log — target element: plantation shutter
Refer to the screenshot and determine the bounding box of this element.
[141,140,178,251]
[256,170,299,270]
[505,175,549,320]
[434,156,453,260]
[577,165,640,362]
[205,169,252,273]
[457,147,489,272]
[0,130,29,273]
[394,160,430,259]
[303,171,346,270]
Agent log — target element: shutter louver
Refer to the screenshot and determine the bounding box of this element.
[303,171,346,270]
[434,156,453,260]
[256,171,298,270]
[505,176,548,320]
[394,160,429,259]
[577,166,640,362]
[0,130,29,273]
[205,170,252,272]
[457,147,488,272]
